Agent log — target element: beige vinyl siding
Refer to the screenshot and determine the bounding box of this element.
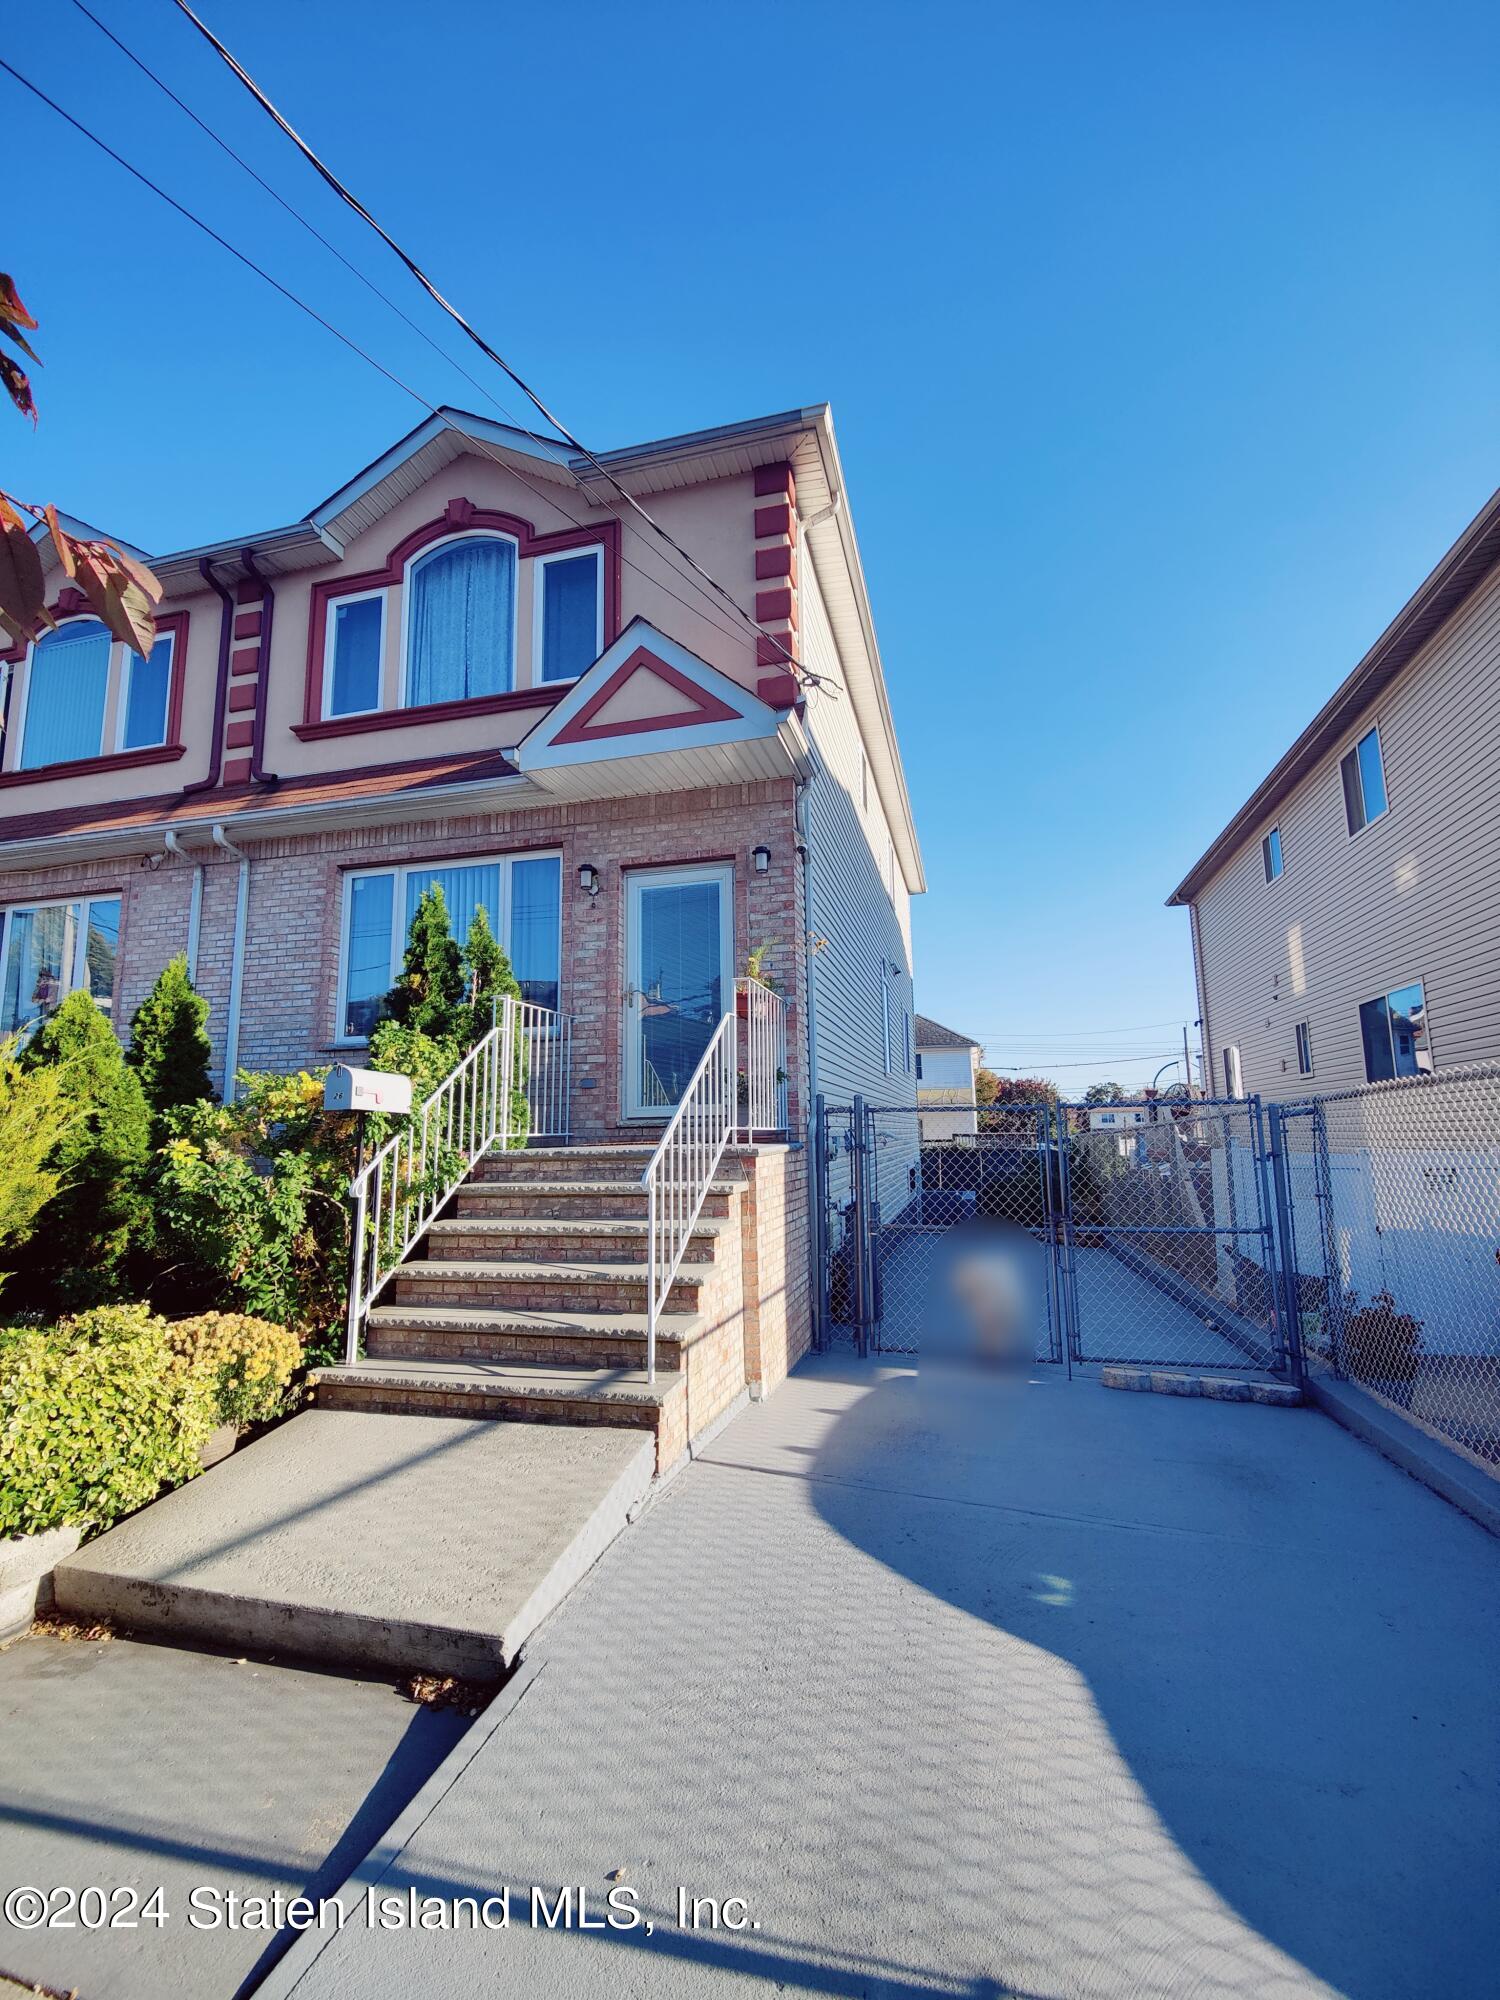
[1193,559,1500,1097]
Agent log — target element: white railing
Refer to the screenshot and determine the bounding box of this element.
[639,980,790,1385]
[736,976,788,1136]
[343,996,570,1361]
[519,1001,574,1141]
[641,1013,738,1385]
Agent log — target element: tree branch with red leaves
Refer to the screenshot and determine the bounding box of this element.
[0,272,162,654]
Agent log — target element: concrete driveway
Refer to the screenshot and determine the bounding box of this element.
[263,1358,1500,2000]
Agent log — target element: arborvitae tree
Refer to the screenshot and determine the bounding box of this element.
[381,885,465,1041]
[460,904,521,1043]
[18,991,151,1308]
[127,954,213,1121]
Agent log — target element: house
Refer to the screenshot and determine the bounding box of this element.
[0,404,923,1454]
[1086,1104,1148,1131]
[1168,485,1500,1098]
[914,1014,981,1139]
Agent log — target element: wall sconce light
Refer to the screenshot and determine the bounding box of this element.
[752,844,771,874]
[578,863,601,898]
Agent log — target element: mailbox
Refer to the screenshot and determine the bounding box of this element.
[323,1066,413,1115]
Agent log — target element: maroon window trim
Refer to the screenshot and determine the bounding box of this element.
[0,608,190,788]
[303,501,623,729]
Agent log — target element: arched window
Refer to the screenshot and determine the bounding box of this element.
[405,535,516,707]
[20,620,112,768]
[16,617,175,771]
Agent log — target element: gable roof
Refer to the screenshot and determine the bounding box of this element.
[914,1013,981,1050]
[39,404,922,891]
[1168,483,1500,907]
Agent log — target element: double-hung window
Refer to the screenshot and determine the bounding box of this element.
[339,851,562,1041]
[1341,726,1389,835]
[535,548,603,683]
[1359,980,1431,1082]
[15,620,175,770]
[324,593,385,718]
[0,894,121,1036]
[1262,826,1284,881]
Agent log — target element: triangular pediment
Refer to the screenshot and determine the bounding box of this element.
[517,620,783,772]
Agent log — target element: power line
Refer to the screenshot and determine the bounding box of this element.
[165,0,815,682]
[0,50,787,667]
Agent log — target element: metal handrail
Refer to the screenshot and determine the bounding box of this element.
[736,975,788,1136]
[640,1010,737,1385]
[342,996,569,1361]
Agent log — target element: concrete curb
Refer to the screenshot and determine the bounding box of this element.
[1101,1365,1301,1406]
[1307,1375,1500,1539]
[250,1660,548,2000]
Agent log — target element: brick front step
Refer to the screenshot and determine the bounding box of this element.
[454,1180,738,1223]
[366,1301,701,1372]
[311,1357,686,1468]
[391,1257,704,1316]
[474,1145,662,1185]
[423,1215,723,1267]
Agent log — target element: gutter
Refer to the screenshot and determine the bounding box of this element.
[211,822,249,1101]
[163,829,203,982]
[183,557,233,797]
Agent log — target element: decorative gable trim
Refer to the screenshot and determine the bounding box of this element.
[551,647,740,745]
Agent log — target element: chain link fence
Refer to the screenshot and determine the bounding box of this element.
[1059,1097,1284,1373]
[1276,1062,1500,1479]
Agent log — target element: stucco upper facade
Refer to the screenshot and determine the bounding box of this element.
[1169,487,1500,1100]
[0,406,923,1156]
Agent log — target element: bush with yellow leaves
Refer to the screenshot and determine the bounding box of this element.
[166,1311,303,1430]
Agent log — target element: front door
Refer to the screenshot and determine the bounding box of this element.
[624,864,734,1119]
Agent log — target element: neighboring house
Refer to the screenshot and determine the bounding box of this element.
[914,1014,981,1139]
[0,404,923,1392]
[1168,485,1500,1098]
[1087,1104,1148,1131]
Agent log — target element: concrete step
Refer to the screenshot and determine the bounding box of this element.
[454,1179,738,1223]
[312,1356,684,1467]
[424,1214,723,1267]
[391,1256,705,1316]
[366,1300,702,1372]
[52,1409,656,1677]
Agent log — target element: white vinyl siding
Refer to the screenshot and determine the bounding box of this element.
[1190,561,1500,1095]
[799,554,916,1228]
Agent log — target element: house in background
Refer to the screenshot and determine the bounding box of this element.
[914,1013,981,1139]
[0,403,923,1460]
[1168,484,1500,1098]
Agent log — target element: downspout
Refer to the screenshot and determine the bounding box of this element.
[163,829,203,982]
[183,557,233,797]
[795,778,822,1345]
[239,548,278,787]
[212,823,249,1101]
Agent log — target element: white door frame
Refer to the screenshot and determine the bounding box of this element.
[622,862,735,1121]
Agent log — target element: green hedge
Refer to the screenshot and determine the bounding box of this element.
[0,1303,218,1538]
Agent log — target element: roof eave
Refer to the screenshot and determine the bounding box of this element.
[1167,484,1500,907]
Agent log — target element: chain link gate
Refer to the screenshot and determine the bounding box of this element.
[815,1095,1293,1379]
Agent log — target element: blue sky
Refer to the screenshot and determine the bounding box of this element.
[7,0,1498,1094]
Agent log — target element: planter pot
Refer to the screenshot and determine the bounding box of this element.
[199,1423,240,1470]
[0,1523,83,1644]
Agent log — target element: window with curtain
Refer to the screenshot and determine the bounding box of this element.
[0,895,120,1036]
[120,634,173,750]
[20,621,111,768]
[539,550,601,682]
[406,536,515,707]
[339,853,561,1039]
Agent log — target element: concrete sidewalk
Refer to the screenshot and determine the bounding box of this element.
[261,1358,1500,2000]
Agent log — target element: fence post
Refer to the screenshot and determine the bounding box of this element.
[344,1170,367,1367]
[851,1093,870,1357]
[812,1094,831,1350]
[1264,1103,1306,1387]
